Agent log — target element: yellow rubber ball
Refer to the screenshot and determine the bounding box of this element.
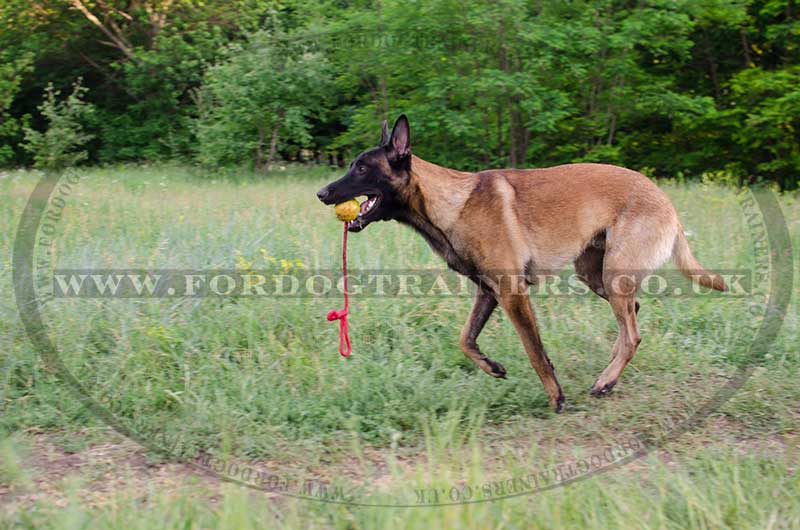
[334,199,360,222]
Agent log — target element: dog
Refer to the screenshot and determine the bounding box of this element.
[317,115,727,412]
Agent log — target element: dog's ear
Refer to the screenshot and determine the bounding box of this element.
[379,119,390,146]
[388,114,411,160]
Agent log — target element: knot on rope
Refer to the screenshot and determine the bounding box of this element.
[326,308,348,321]
[327,222,352,357]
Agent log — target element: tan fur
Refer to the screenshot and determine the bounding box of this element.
[405,156,726,410]
[405,156,475,231]
[672,224,728,290]
[409,157,725,288]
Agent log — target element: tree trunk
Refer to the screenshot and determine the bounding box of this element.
[144,0,174,40]
[255,126,266,173]
[587,9,608,148]
[508,99,517,168]
[376,0,389,117]
[607,113,618,146]
[69,0,135,60]
[520,127,530,166]
[702,29,721,99]
[607,76,624,145]
[509,101,528,168]
[740,29,752,67]
[496,102,504,162]
[497,20,511,166]
[266,120,281,172]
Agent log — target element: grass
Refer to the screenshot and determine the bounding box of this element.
[2,445,798,529]
[0,163,798,528]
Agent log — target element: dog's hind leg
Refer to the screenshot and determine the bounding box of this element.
[574,231,640,315]
[574,232,609,300]
[589,216,675,396]
[459,288,506,378]
[590,292,641,396]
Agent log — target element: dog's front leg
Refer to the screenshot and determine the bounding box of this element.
[496,289,565,413]
[459,288,506,378]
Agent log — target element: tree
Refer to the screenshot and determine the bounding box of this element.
[0,52,33,165]
[0,0,798,188]
[195,31,331,172]
[719,66,800,188]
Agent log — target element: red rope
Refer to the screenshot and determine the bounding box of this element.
[326,222,352,357]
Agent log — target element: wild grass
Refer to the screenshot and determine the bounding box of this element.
[1,436,798,529]
[0,164,798,527]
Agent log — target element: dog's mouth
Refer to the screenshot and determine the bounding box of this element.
[346,194,382,232]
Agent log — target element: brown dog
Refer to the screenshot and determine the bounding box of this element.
[317,115,726,412]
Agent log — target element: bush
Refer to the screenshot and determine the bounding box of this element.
[22,79,95,171]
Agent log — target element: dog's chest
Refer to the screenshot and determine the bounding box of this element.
[426,229,478,277]
[440,242,478,277]
[402,217,479,277]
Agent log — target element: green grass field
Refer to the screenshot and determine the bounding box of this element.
[1,165,798,529]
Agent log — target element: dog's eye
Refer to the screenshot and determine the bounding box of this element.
[357,165,367,174]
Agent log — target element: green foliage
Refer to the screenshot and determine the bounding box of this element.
[721,66,800,188]
[0,0,799,187]
[22,80,95,171]
[195,31,331,172]
[0,51,33,164]
[96,24,232,163]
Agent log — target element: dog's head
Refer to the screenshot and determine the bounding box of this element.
[316,115,412,232]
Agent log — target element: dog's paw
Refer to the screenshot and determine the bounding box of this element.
[590,379,617,397]
[485,358,507,378]
[553,392,566,413]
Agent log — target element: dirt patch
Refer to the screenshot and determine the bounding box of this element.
[2,419,796,513]
[0,434,222,512]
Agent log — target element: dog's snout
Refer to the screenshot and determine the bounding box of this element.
[316,186,331,202]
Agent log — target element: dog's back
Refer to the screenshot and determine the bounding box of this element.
[462,163,677,273]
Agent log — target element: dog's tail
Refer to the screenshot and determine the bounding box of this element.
[671,225,727,291]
